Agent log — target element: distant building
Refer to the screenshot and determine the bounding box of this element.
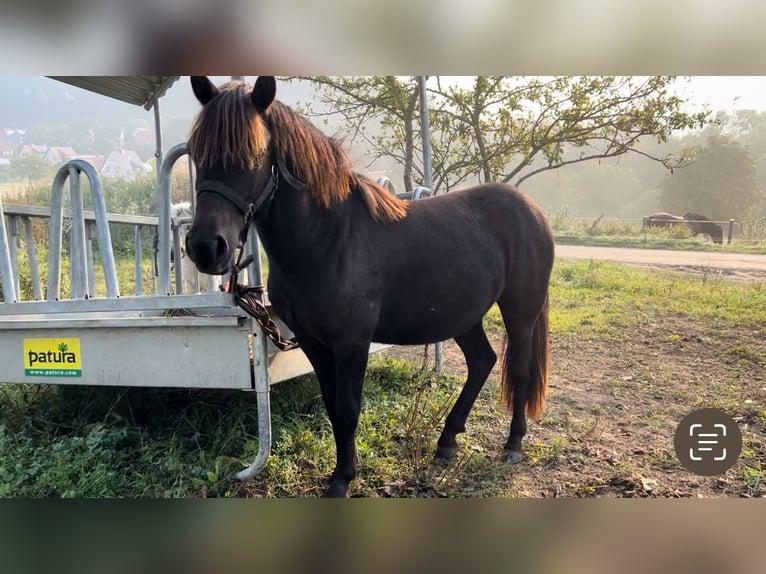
[42,146,78,164]
[20,144,48,158]
[100,149,152,180]
[0,140,16,159]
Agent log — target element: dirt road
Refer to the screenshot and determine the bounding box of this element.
[555,244,766,282]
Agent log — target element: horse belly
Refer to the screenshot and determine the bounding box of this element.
[372,273,501,345]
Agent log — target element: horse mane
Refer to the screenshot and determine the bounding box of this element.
[266,101,408,223]
[188,82,408,224]
[188,82,269,171]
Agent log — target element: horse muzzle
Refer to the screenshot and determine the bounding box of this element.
[185,230,233,275]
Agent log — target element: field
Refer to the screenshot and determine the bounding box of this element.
[1,259,764,497]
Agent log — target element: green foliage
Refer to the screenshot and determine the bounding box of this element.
[294,76,708,194]
[9,154,54,185]
[659,135,764,220]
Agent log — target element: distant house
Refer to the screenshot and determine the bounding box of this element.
[100,150,152,180]
[0,140,16,159]
[42,146,78,164]
[74,154,106,172]
[20,144,48,158]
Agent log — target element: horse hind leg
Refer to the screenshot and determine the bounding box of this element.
[435,321,497,460]
[498,295,550,464]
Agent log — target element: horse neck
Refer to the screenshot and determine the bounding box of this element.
[252,171,353,275]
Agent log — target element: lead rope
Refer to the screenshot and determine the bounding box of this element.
[226,237,300,353]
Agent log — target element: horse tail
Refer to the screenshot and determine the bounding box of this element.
[500,294,550,419]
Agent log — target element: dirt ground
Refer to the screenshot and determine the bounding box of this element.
[386,251,765,498]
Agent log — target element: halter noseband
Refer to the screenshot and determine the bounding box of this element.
[195,161,279,230]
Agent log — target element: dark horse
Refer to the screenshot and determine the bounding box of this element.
[647,211,723,244]
[184,76,554,497]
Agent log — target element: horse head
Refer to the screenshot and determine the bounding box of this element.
[185,76,276,275]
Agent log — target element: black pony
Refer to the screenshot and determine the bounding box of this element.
[185,76,554,497]
[682,212,724,244]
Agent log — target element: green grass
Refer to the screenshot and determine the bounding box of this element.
[549,211,766,253]
[2,259,766,497]
[484,259,766,339]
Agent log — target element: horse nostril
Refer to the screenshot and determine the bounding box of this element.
[215,235,229,260]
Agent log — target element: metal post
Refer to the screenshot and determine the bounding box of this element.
[68,165,88,299]
[7,216,20,301]
[230,315,272,482]
[419,76,441,372]
[48,160,119,300]
[158,143,190,295]
[728,219,735,245]
[48,165,66,300]
[134,225,143,295]
[22,217,42,300]
[173,224,183,294]
[0,197,17,302]
[85,221,97,297]
[154,100,164,191]
[81,160,120,298]
[246,226,263,287]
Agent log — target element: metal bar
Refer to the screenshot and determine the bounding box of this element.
[0,198,17,302]
[134,225,143,295]
[419,75,441,372]
[68,165,88,300]
[230,316,271,482]
[188,154,197,214]
[22,217,42,300]
[158,143,189,295]
[7,216,20,301]
[2,203,159,226]
[247,226,263,287]
[47,164,68,300]
[0,291,244,316]
[85,221,97,297]
[153,100,164,189]
[173,224,183,294]
[728,219,735,245]
[77,160,119,298]
[0,315,245,330]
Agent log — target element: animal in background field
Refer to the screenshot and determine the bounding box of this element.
[171,202,213,293]
[646,211,724,244]
[682,212,724,244]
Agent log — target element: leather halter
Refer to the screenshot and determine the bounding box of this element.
[194,154,305,231]
[195,162,279,230]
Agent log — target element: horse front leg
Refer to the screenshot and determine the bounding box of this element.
[323,342,370,498]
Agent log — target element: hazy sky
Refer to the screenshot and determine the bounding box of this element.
[681,76,766,112]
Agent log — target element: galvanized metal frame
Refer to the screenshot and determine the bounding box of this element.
[47,160,120,300]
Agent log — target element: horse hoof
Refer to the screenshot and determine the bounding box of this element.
[322,481,350,498]
[501,449,523,464]
[434,445,458,461]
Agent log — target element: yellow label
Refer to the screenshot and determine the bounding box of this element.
[23,338,82,377]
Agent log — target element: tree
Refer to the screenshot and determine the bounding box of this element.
[10,154,52,185]
[291,76,708,194]
[659,135,763,220]
[289,76,422,191]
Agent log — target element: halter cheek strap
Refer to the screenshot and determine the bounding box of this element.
[195,163,279,226]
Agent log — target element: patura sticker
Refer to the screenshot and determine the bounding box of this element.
[23,338,82,377]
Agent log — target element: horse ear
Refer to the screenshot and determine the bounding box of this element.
[190,76,219,105]
[251,76,276,113]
